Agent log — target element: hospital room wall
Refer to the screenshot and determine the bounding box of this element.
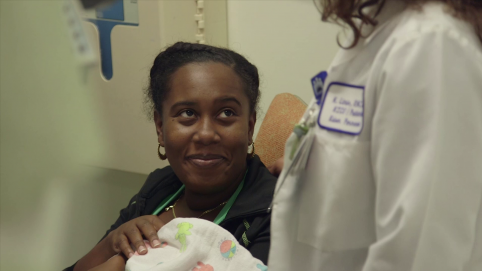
[0,2,148,270]
[0,1,194,269]
[227,0,339,127]
[0,1,339,270]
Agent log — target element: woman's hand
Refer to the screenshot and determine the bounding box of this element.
[87,255,126,271]
[268,157,284,177]
[73,216,164,271]
[106,215,165,258]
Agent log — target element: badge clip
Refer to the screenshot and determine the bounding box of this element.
[311,71,327,103]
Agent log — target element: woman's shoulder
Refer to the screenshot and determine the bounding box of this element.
[372,2,482,78]
[224,156,277,222]
[246,155,277,190]
[392,2,481,48]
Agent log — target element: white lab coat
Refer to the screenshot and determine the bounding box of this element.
[268,1,482,271]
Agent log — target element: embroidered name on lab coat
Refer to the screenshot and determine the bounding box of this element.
[318,82,364,135]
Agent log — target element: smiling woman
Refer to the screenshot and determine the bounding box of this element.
[66,42,276,271]
[157,62,254,199]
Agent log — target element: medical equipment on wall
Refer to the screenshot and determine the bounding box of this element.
[83,0,139,80]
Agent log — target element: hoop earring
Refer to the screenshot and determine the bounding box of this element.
[247,142,255,159]
[158,143,167,160]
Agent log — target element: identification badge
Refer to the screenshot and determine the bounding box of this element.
[318,82,364,135]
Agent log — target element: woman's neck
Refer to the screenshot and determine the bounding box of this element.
[179,167,246,214]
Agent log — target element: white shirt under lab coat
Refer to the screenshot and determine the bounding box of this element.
[268,1,482,271]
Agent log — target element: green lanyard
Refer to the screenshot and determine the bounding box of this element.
[152,185,185,216]
[151,171,246,225]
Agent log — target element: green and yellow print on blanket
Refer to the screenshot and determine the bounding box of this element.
[176,222,193,252]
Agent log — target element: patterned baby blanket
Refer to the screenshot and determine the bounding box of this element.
[125,218,267,271]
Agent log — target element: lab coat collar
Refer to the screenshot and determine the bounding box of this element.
[363,0,408,44]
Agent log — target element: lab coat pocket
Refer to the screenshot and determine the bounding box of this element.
[296,134,376,252]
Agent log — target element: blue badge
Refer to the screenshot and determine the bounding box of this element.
[311,71,328,102]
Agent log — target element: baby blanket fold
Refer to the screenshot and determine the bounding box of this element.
[125,218,268,271]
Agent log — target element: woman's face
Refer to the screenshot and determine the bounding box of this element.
[154,62,256,194]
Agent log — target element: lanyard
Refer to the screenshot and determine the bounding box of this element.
[152,185,185,216]
[151,171,247,225]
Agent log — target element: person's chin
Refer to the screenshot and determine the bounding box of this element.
[184,174,230,194]
[183,159,231,191]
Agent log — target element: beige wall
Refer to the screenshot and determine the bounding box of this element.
[0,1,341,270]
[82,0,169,175]
[0,1,146,270]
[227,0,340,129]
[83,0,229,175]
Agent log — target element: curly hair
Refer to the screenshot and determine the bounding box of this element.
[317,0,482,48]
[145,42,260,118]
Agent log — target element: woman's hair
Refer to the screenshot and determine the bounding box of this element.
[145,42,260,117]
[318,0,482,48]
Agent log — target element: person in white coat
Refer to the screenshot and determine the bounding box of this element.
[267,0,482,270]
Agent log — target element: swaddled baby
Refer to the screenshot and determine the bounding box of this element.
[125,218,268,271]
